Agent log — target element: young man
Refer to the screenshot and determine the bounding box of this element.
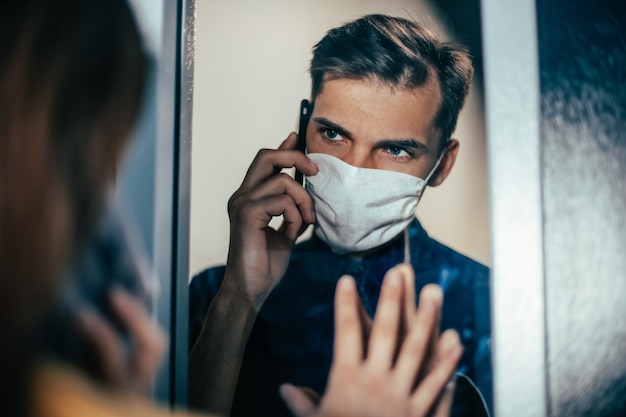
[189,14,491,417]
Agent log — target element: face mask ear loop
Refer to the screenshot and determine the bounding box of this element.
[403,227,411,265]
[424,149,446,185]
[406,146,447,264]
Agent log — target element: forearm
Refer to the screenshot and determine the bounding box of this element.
[188,281,260,416]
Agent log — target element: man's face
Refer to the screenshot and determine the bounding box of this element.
[306,77,457,182]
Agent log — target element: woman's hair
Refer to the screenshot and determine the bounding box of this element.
[0,1,147,414]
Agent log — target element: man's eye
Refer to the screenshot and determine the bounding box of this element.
[324,129,342,140]
[388,146,410,157]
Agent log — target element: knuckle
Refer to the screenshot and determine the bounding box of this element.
[335,313,353,330]
[235,199,256,218]
[330,362,358,380]
[278,193,294,206]
[228,193,254,219]
[254,148,272,161]
[406,327,429,351]
[227,192,241,215]
[363,371,385,394]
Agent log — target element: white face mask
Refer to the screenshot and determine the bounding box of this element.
[305,153,442,254]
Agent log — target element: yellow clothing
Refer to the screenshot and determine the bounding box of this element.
[31,364,207,417]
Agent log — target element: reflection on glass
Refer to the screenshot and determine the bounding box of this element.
[188,1,492,416]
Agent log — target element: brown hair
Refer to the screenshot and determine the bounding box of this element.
[0,1,147,415]
[310,14,474,150]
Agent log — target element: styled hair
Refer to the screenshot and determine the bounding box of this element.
[310,14,474,148]
[0,1,147,414]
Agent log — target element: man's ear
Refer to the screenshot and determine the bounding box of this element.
[428,139,459,187]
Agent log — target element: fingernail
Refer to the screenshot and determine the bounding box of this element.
[386,271,401,287]
[338,275,355,291]
[423,284,443,302]
[451,343,463,359]
[279,383,294,400]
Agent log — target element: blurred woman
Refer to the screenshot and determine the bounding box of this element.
[0,1,148,415]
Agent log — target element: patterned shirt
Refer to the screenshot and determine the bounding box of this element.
[189,219,492,416]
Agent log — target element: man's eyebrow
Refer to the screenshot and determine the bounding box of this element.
[311,117,354,139]
[375,139,430,152]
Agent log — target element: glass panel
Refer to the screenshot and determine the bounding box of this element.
[187,1,492,415]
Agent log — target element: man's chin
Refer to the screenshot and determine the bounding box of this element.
[325,231,405,258]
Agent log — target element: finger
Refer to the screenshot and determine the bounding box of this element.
[366,268,403,370]
[280,383,318,417]
[238,144,318,194]
[295,386,322,406]
[409,330,462,417]
[432,379,456,417]
[393,285,440,390]
[428,333,459,390]
[278,132,298,150]
[110,289,167,389]
[278,217,312,243]
[333,276,362,367]
[430,325,462,377]
[231,194,305,242]
[75,309,126,387]
[417,284,443,379]
[245,172,315,224]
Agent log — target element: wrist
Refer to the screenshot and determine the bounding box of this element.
[218,273,269,312]
[196,279,262,344]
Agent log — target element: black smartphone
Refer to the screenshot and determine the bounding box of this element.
[295,99,310,185]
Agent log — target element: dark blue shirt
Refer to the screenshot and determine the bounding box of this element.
[189,219,492,416]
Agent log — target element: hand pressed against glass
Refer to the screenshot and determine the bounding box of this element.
[280,264,463,417]
[306,78,459,184]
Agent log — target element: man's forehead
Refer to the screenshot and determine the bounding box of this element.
[314,74,441,108]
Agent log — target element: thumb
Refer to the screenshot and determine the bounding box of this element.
[279,383,319,417]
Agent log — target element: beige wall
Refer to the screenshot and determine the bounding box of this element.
[189,0,491,276]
